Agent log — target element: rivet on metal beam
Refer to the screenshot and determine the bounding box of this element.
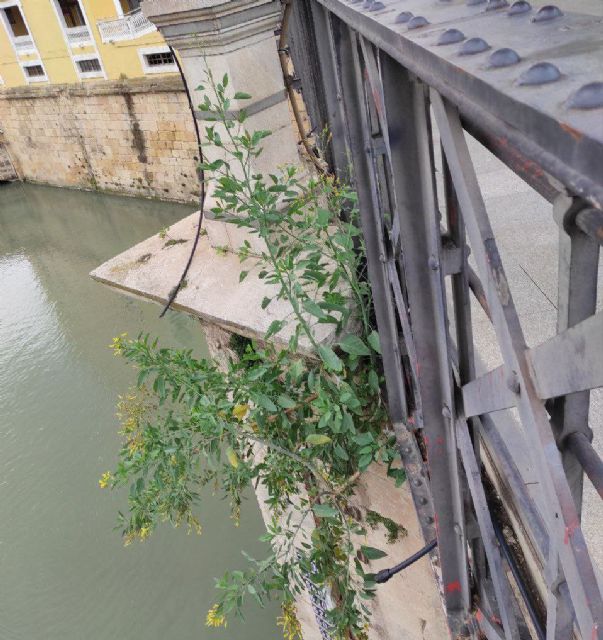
[413,478,423,487]
[437,29,465,45]
[508,0,531,15]
[518,62,561,85]
[408,15,430,29]
[532,5,563,22]
[488,47,521,67]
[485,0,509,11]
[395,11,413,23]
[568,82,603,110]
[459,37,491,55]
[507,371,520,394]
[369,1,385,10]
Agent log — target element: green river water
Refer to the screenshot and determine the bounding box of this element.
[0,183,279,639]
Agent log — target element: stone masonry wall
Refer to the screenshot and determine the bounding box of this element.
[0,143,17,181]
[0,77,199,203]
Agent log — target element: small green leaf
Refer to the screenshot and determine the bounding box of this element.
[312,503,338,519]
[317,345,343,372]
[367,330,382,354]
[359,453,373,471]
[316,208,330,227]
[256,394,277,412]
[361,545,388,561]
[234,91,251,100]
[265,319,284,339]
[261,296,271,310]
[303,299,326,319]
[277,394,296,409]
[239,270,249,282]
[306,434,332,446]
[339,334,371,357]
[334,444,349,461]
[368,369,380,393]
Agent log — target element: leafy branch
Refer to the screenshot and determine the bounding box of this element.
[102,67,406,640]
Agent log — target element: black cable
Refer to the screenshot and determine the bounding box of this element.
[375,539,437,584]
[159,46,206,318]
[493,520,545,640]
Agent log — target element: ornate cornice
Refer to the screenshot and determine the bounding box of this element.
[142,0,281,54]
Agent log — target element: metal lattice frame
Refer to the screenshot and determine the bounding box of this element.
[288,0,603,637]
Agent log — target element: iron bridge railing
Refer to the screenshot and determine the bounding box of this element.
[287,0,603,638]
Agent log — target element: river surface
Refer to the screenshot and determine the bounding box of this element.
[0,183,278,640]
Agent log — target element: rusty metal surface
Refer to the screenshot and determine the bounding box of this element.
[312,0,603,208]
[290,1,603,637]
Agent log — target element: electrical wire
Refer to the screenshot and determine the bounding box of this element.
[375,539,437,584]
[159,46,206,318]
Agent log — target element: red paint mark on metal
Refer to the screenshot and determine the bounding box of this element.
[476,609,483,623]
[446,580,462,594]
[560,122,583,142]
[491,614,502,625]
[408,415,415,426]
[564,519,579,545]
[592,623,599,640]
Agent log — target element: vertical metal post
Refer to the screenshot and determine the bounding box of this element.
[443,155,489,602]
[546,194,599,639]
[306,1,349,177]
[380,54,470,634]
[329,19,408,423]
[552,195,599,516]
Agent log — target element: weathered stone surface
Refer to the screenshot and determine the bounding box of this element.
[0,143,17,181]
[90,212,337,352]
[0,77,199,203]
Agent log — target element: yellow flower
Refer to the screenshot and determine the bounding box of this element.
[139,526,150,540]
[277,602,302,640]
[232,403,249,421]
[226,447,239,469]
[98,471,112,489]
[110,333,128,356]
[206,604,227,628]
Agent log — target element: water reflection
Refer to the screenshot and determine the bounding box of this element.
[0,183,278,640]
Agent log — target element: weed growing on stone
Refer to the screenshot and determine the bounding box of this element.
[102,68,406,640]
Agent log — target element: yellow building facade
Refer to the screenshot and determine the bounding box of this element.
[0,0,177,88]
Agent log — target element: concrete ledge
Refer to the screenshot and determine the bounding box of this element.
[90,212,340,352]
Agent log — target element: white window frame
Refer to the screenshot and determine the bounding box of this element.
[50,0,93,49]
[21,60,48,84]
[138,45,178,75]
[0,0,37,57]
[73,53,106,80]
[112,0,124,17]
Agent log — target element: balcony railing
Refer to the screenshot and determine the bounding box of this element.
[13,35,35,54]
[97,8,156,43]
[65,24,92,47]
